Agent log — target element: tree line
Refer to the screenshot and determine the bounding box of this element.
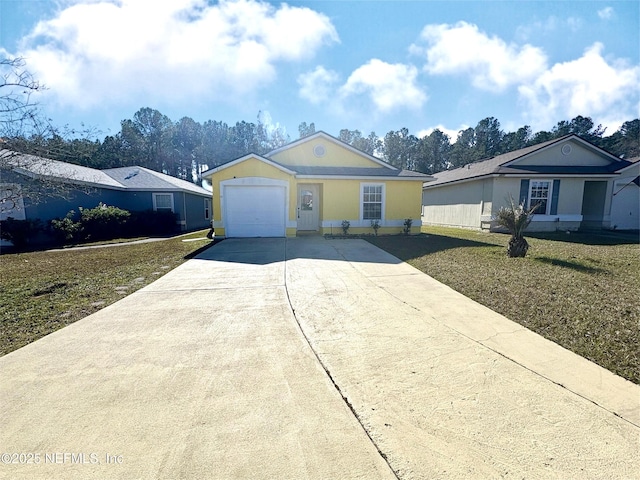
[5,106,639,185]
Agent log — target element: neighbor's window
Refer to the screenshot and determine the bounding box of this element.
[362,184,383,220]
[528,180,551,215]
[153,193,174,213]
[204,198,211,220]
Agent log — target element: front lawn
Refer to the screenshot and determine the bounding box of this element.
[368,227,640,384]
[0,231,213,356]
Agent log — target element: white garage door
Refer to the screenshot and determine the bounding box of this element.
[224,185,286,237]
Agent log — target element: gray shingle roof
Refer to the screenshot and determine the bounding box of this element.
[282,165,430,178]
[103,166,210,195]
[424,135,631,188]
[2,150,211,196]
[2,150,124,188]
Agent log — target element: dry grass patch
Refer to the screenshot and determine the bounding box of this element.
[368,227,640,384]
[0,231,213,356]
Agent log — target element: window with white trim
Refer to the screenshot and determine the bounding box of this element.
[204,198,211,220]
[362,184,383,220]
[528,180,552,215]
[153,193,174,213]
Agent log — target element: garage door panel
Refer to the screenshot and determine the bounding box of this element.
[224,185,286,237]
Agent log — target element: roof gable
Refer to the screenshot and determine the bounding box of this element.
[200,153,296,178]
[506,135,624,168]
[267,131,396,170]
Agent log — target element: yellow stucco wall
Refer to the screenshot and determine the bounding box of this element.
[206,153,424,237]
[385,181,423,220]
[270,138,385,168]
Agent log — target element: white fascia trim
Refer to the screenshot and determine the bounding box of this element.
[201,154,296,178]
[423,172,620,190]
[423,174,493,189]
[297,175,425,181]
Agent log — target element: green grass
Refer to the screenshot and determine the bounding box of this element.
[0,230,213,356]
[368,227,640,384]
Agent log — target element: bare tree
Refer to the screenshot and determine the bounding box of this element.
[1,57,95,218]
[0,57,42,136]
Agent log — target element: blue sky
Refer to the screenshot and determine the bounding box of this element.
[1,0,638,142]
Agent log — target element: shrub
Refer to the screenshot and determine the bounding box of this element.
[403,218,413,235]
[370,219,380,236]
[0,218,43,249]
[51,205,179,244]
[50,211,82,243]
[79,203,130,240]
[493,195,538,258]
[341,220,350,236]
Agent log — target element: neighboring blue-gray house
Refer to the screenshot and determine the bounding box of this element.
[0,150,212,231]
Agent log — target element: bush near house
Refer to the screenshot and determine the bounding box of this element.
[49,204,179,245]
[2,204,180,250]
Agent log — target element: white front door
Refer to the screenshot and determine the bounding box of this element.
[297,184,319,231]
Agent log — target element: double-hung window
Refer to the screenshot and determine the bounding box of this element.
[204,198,211,220]
[528,180,551,215]
[153,193,174,213]
[362,184,383,220]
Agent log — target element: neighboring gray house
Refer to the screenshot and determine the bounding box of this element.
[610,157,639,231]
[421,135,635,232]
[0,150,212,231]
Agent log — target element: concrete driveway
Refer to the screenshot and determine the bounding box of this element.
[1,237,638,479]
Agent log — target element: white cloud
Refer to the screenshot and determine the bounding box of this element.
[518,43,640,131]
[14,0,339,109]
[417,124,466,142]
[339,59,427,112]
[297,66,340,105]
[598,6,614,20]
[411,21,548,91]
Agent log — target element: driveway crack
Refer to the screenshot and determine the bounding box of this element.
[282,238,401,479]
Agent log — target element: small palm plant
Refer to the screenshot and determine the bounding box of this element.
[493,195,538,258]
[370,219,380,236]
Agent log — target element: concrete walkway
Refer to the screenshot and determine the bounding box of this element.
[0,237,638,479]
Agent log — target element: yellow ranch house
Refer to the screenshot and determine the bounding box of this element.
[201,132,432,238]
